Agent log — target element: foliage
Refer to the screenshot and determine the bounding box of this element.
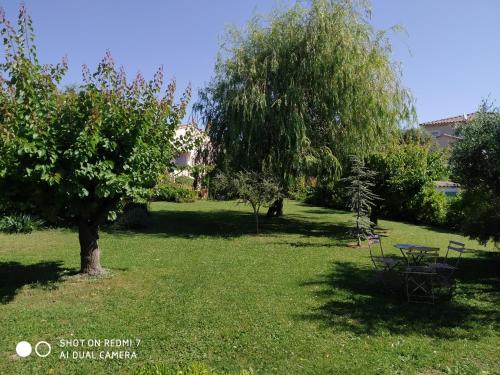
[211,171,281,233]
[196,0,414,198]
[304,184,345,209]
[0,6,189,273]
[0,213,44,233]
[367,133,449,225]
[444,193,465,230]
[153,182,197,203]
[175,175,195,188]
[342,156,378,245]
[401,127,436,146]
[412,183,448,226]
[450,104,500,245]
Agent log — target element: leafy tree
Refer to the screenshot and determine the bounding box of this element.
[212,171,281,234]
[367,132,449,225]
[196,0,414,216]
[450,104,500,245]
[0,6,189,274]
[342,156,378,246]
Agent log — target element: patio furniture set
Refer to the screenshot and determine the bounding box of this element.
[367,235,465,304]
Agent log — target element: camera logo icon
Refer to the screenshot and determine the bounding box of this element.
[16,341,51,358]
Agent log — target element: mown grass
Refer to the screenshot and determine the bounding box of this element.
[0,200,498,375]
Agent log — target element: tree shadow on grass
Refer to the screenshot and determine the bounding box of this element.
[107,208,352,241]
[0,261,77,304]
[297,253,500,339]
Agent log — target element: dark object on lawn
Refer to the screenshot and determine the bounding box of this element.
[266,197,283,218]
[114,204,149,230]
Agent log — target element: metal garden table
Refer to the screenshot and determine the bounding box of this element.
[394,243,439,266]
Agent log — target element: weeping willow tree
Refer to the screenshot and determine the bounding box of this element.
[196,0,414,216]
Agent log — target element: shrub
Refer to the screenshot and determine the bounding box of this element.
[113,203,150,230]
[175,175,195,188]
[0,214,44,234]
[286,176,308,201]
[304,184,346,209]
[446,193,466,230]
[413,184,449,227]
[153,183,197,203]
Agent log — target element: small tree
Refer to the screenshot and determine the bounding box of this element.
[212,171,280,234]
[0,6,189,275]
[343,156,379,246]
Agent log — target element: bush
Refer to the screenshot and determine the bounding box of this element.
[413,184,449,226]
[446,193,466,230]
[175,175,195,188]
[153,183,197,203]
[0,214,44,233]
[113,204,150,230]
[304,184,347,210]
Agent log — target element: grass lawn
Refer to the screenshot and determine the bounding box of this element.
[0,200,498,374]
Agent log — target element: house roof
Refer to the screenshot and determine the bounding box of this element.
[420,112,477,128]
[434,181,460,188]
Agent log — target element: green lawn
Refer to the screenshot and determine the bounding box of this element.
[0,200,498,375]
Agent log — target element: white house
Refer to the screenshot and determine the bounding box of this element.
[420,112,477,148]
[173,123,209,177]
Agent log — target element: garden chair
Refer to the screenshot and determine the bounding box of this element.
[404,248,439,303]
[430,240,465,298]
[367,235,403,292]
[368,234,402,272]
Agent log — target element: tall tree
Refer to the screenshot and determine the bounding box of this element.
[196,0,414,216]
[450,103,500,246]
[0,6,189,275]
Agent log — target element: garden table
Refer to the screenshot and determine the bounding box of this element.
[394,243,439,266]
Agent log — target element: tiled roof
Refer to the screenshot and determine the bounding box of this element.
[420,112,477,127]
[434,180,460,188]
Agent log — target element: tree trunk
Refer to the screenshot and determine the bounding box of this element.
[78,219,103,276]
[266,197,284,218]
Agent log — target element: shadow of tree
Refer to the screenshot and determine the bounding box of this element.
[297,253,500,339]
[0,261,76,304]
[107,209,352,240]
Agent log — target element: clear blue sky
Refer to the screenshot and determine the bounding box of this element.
[2,0,500,124]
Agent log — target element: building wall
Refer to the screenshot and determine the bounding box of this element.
[424,124,455,138]
[423,124,459,148]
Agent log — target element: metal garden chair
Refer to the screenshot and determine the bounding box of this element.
[367,234,403,292]
[368,234,402,272]
[430,240,465,298]
[403,248,439,304]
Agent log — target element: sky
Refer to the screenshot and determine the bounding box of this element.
[2,0,500,125]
